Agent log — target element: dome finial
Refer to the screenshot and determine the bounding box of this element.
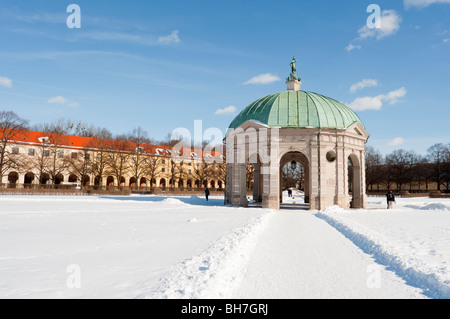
[286,56,301,91]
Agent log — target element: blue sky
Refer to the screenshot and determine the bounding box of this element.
[0,0,449,155]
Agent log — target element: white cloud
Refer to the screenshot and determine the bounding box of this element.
[158,30,181,45]
[348,96,384,111]
[348,87,407,111]
[357,10,402,40]
[47,96,80,107]
[345,44,361,52]
[72,30,181,46]
[382,87,407,105]
[5,9,65,24]
[215,105,237,115]
[75,31,145,43]
[387,137,405,146]
[244,73,280,85]
[47,96,67,104]
[0,76,12,88]
[404,0,450,8]
[48,96,80,107]
[443,38,450,43]
[350,79,378,93]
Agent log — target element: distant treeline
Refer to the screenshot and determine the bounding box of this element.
[365,144,450,193]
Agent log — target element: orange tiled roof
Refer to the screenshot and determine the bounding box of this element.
[1,128,225,159]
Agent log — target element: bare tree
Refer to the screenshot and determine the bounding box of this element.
[0,111,29,183]
[427,143,449,191]
[89,128,114,187]
[191,159,213,188]
[128,127,149,189]
[25,137,51,185]
[385,149,416,191]
[144,157,162,191]
[365,146,384,192]
[68,148,93,187]
[404,151,422,192]
[442,143,450,191]
[28,120,72,185]
[156,132,179,147]
[167,158,182,188]
[45,133,71,185]
[32,118,75,135]
[216,162,227,189]
[33,118,105,138]
[105,139,132,187]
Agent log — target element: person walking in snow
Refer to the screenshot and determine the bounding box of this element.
[386,190,395,209]
[205,187,210,201]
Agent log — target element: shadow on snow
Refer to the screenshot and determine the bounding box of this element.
[98,194,225,207]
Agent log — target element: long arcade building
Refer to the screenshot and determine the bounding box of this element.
[0,129,226,190]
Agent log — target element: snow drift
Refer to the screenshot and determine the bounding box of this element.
[317,201,450,299]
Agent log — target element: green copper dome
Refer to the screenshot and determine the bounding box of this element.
[228,91,364,131]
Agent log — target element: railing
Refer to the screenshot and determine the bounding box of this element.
[0,183,225,196]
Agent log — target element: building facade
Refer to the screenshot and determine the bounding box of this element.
[225,60,370,210]
[0,129,226,191]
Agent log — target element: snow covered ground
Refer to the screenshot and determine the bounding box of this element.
[317,196,450,299]
[1,192,450,299]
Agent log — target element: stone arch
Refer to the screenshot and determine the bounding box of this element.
[248,152,266,204]
[279,151,310,208]
[24,172,35,185]
[8,171,19,183]
[40,173,50,185]
[8,172,19,186]
[82,175,90,186]
[107,176,114,186]
[348,153,362,208]
[140,177,147,188]
[226,128,272,208]
[68,174,78,183]
[55,174,64,185]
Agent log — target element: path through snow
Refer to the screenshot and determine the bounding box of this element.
[232,211,426,299]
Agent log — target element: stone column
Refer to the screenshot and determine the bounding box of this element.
[335,136,349,209]
[359,149,367,209]
[18,173,24,189]
[262,128,280,210]
[231,163,248,207]
[304,165,310,204]
[253,163,261,203]
[262,162,280,210]
[309,137,320,210]
[225,163,232,205]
